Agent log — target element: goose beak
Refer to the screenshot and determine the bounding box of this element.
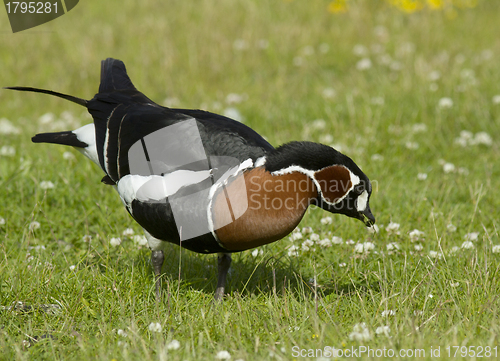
[360,205,375,227]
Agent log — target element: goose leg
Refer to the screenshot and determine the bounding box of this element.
[214,253,232,301]
[144,230,166,301]
[151,249,164,300]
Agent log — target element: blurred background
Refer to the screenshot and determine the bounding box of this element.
[1,1,500,358]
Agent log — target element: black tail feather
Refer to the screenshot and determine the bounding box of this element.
[4,87,88,107]
[99,58,136,93]
[32,131,88,148]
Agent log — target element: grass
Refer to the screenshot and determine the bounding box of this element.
[1,0,500,359]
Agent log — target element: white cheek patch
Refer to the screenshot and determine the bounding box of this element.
[356,190,368,212]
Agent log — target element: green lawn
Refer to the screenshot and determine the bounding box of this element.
[1,0,500,360]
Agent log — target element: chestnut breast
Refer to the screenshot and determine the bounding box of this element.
[212,167,317,251]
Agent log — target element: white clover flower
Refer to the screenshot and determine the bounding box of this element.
[353,44,368,56]
[412,123,428,133]
[450,246,460,253]
[225,93,246,104]
[257,39,269,49]
[29,221,41,231]
[223,107,244,123]
[414,244,423,251]
[317,238,332,248]
[62,151,75,160]
[339,262,347,267]
[311,119,326,130]
[0,118,21,134]
[322,87,336,99]
[428,294,433,298]
[302,239,314,248]
[0,145,16,156]
[0,217,5,226]
[474,132,492,146]
[461,241,475,249]
[381,310,396,317]
[405,141,419,150]
[442,163,455,173]
[349,323,372,341]
[428,70,441,81]
[492,245,500,254]
[215,350,231,360]
[82,235,92,243]
[289,232,303,241]
[148,322,162,333]
[166,339,180,350]
[386,222,400,235]
[293,56,305,67]
[132,235,148,246]
[251,249,263,257]
[386,242,399,251]
[319,43,330,54]
[374,25,388,39]
[438,97,453,109]
[302,227,313,234]
[354,242,375,253]
[122,228,135,236]
[38,113,55,124]
[346,239,355,245]
[69,265,76,271]
[417,173,428,181]
[375,326,391,336]
[233,39,248,50]
[301,239,314,252]
[450,281,460,287]
[447,223,457,232]
[117,329,128,337]
[331,236,343,244]
[367,224,379,234]
[390,61,402,71]
[492,95,500,104]
[110,237,122,247]
[371,96,385,105]
[429,251,443,259]
[40,181,55,189]
[319,134,333,144]
[301,45,315,56]
[309,233,320,242]
[464,232,479,241]
[287,245,300,257]
[321,216,333,225]
[409,229,425,241]
[356,58,372,71]
[455,137,469,147]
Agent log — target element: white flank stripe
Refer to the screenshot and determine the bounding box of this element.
[207,158,253,245]
[117,170,213,210]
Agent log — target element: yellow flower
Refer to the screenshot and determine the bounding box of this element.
[400,0,425,13]
[328,0,349,13]
[427,0,445,9]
